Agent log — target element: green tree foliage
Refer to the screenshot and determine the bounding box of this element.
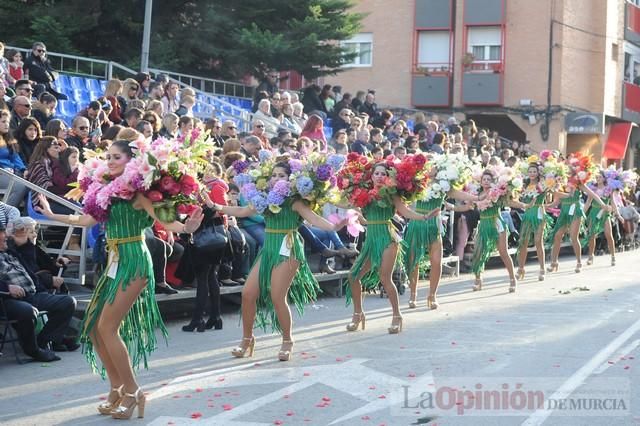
[0,0,362,80]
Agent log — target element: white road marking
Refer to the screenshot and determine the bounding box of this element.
[521,317,640,426]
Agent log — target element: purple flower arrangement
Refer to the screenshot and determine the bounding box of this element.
[232,152,346,215]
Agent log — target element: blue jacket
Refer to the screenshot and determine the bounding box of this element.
[0,146,26,172]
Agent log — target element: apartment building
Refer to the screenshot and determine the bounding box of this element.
[323,0,640,166]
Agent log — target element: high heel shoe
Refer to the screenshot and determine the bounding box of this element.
[611,255,616,266]
[516,267,525,280]
[111,388,145,419]
[509,278,517,293]
[205,317,223,330]
[388,316,403,334]
[472,277,483,291]
[547,262,558,273]
[182,320,205,332]
[97,385,123,415]
[427,294,439,310]
[586,256,594,266]
[231,337,255,358]
[575,262,582,273]
[538,269,545,281]
[346,312,366,331]
[278,340,294,361]
[408,296,417,309]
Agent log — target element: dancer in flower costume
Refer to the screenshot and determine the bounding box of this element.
[37,132,209,419]
[547,152,610,274]
[218,151,347,361]
[399,153,476,310]
[515,152,565,281]
[466,163,526,293]
[582,166,636,266]
[337,154,439,334]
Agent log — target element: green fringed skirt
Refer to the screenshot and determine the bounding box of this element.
[471,210,506,276]
[81,235,167,377]
[548,196,584,243]
[517,195,552,257]
[403,198,443,276]
[346,204,401,305]
[254,227,319,332]
[581,204,610,246]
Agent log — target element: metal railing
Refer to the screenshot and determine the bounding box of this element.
[8,45,254,100]
[0,169,89,286]
[148,67,253,99]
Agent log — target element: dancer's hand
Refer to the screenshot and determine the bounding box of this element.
[184,206,204,233]
[35,194,54,217]
[424,208,441,220]
[334,218,349,231]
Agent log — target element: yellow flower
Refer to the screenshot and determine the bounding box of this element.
[256,178,268,190]
[268,204,281,214]
[528,155,539,164]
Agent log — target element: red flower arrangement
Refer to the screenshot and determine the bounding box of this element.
[337,153,397,208]
[394,153,430,202]
[566,152,596,187]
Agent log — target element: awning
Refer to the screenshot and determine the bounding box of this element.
[603,123,633,160]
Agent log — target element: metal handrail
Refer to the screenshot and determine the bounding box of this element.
[7,46,110,80]
[148,67,253,100]
[0,169,88,285]
[7,45,254,100]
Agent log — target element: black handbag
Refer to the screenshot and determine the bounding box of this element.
[193,224,228,252]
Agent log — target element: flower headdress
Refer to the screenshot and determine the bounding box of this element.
[76,130,213,222]
[233,150,345,214]
[566,152,596,187]
[467,162,523,211]
[337,153,397,209]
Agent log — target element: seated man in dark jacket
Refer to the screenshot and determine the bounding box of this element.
[23,42,67,100]
[0,218,77,362]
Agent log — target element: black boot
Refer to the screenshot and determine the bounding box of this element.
[182,319,205,332]
[205,317,223,330]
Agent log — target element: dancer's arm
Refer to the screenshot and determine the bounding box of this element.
[580,184,610,210]
[393,195,440,221]
[35,194,97,227]
[135,193,203,233]
[583,194,593,212]
[212,203,257,218]
[292,200,347,232]
[449,189,485,202]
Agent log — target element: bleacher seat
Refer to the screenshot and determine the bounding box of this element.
[324,127,333,139]
[72,89,89,105]
[57,100,78,118]
[239,99,252,110]
[56,75,71,91]
[70,76,88,91]
[86,78,102,93]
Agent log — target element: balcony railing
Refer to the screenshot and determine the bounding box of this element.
[464,61,503,73]
[413,62,453,75]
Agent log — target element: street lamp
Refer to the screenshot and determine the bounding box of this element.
[141,0,153,72]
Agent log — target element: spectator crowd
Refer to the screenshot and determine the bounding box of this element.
[0,41,638,363]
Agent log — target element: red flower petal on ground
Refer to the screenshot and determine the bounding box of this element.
[287,411,295,416]
[303,372,311,376]
[195,388,204,393]
[274,421,283,425]
[190,412,203,419]
[322,396,331,402]
[222,404,233,411]
[362,415,371,420]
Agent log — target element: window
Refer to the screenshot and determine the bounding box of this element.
[416,31,452,73]
[467,26,503,70]
[341,33,373,67]
[629,0,640,7]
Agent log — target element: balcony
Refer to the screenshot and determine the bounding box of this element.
[622,82,640,123]
[412,62,453,107]
[626,2,640,46]
[461,59,504,106]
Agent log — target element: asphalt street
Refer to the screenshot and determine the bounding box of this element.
[1,251,640,426]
